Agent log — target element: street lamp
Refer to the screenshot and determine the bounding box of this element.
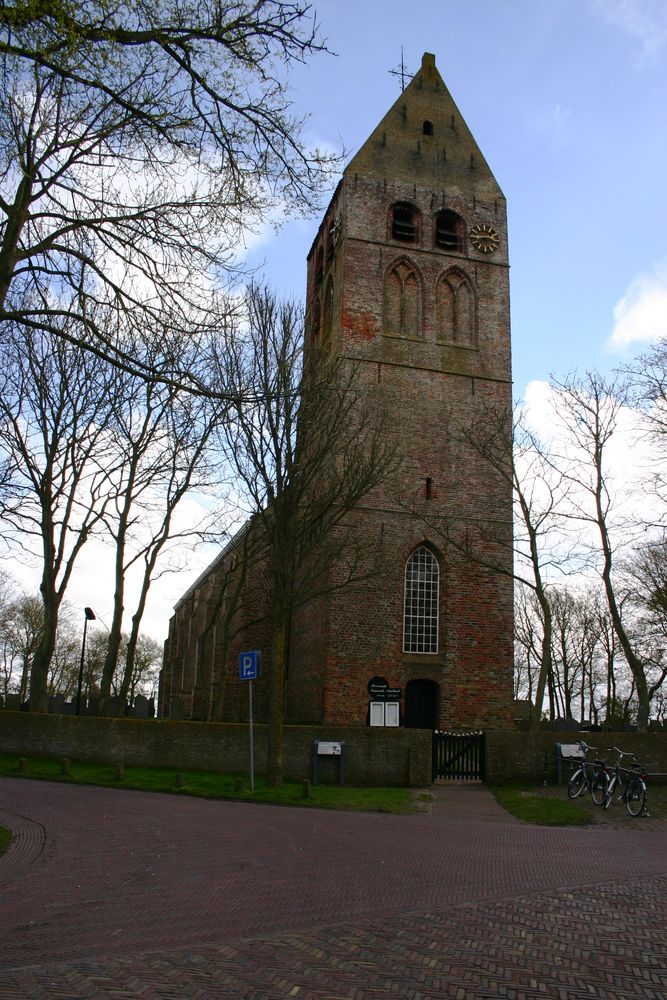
[75,607,96,716]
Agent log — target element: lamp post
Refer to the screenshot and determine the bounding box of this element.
[76,607,96,716]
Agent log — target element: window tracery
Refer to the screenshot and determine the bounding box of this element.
[384,259,422,338]
[403,546,439,654]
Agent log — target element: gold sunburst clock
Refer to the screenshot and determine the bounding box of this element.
[470,224,499,254]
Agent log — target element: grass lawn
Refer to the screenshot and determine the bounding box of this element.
[490,784,593,826]
[3,753,646,826]
[0,752,416,814]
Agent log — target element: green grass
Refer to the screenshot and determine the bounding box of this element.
[0,754,604,824]
[490,785,593,826]
[0,752,416,814]
[0,824,11,857]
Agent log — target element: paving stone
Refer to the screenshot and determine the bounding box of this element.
[0,779,665,998]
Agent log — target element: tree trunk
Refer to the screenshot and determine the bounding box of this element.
[28,602,58,712]
[267,609,288,787]
[529,593,553,732]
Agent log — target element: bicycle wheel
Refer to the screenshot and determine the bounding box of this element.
[591,770,609,806]
[568,767,586,798]
[625,775,646,817]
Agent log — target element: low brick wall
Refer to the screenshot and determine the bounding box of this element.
[0,712,432,787]
[485,730,667,784]
[2,712,665,787]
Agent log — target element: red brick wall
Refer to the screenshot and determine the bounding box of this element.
[164,54,514,735]
[294,56,514,730]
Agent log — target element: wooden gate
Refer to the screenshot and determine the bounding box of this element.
[432,731,485,781]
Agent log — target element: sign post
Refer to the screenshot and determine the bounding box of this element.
[239,651,261,791]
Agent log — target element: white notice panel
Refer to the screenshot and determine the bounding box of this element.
[385,702,400,727]
[369,702,385,727]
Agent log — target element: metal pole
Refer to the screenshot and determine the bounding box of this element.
[76,607,95,716]
[76,616,89,716]
[248,679,255,792]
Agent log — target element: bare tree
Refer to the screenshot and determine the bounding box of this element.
[549,372,661,730]
[0,578,44,702]
[0,324,118,711]
[0,1,338,392]
[217,285,396,784]
[98,341,229,715]
[438,401,579,729]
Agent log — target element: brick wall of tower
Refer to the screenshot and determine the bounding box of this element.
[163,53,516,735]
[294,69,515,729]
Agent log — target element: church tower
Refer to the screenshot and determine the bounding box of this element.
[287,53,514,730]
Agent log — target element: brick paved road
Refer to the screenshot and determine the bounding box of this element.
[0,777,665,998]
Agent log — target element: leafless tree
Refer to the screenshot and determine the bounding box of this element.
[439,401,580,730]
[0,575,44,701]
[216,285,396,783]
[549,372,662,730]
[0,1,339,392]
[97,340,229,715]
[0,323,119,711]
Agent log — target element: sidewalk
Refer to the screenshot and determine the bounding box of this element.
[429,780,521,822]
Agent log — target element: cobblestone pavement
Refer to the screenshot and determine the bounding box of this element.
[0,778,665,999]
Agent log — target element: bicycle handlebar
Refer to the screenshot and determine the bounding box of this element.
[607,746,639,764]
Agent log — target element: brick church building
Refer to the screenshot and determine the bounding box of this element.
[160,52,514,731]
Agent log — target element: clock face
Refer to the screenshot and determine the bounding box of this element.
[470,224,499,254]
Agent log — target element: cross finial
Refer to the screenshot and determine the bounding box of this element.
[389,47,413,92]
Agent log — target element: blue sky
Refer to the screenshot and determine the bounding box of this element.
[246,0,667,398]
[6,0,667,645]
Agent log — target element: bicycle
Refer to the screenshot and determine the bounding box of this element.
[566,741,609,804]
[604,746,649,817]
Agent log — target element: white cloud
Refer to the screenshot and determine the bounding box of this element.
[591,0,667,62]
[607,261,667,351]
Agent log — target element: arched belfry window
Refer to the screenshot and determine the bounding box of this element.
[310,296,321,341]
[403,546,439,654]
[322,277,334,353]
[435,210,464,251]
[437,268,475,346]
[391,202,419,243]
[384,258,422,338]
[314,245,324,284]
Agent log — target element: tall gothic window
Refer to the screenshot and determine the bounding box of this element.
[437,268,475,345]
[322,277,334,353]
[384,259,422,338]
[403,546,439,654]
[310,296,321,342]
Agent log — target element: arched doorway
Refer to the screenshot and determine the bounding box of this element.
[404,679,439,730]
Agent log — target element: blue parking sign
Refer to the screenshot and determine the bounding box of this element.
[239,650,261,680]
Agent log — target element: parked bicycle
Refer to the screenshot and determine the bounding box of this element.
[604,746,649,817]
[567,741,609,805]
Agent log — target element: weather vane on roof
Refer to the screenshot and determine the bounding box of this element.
[389,47,413,92]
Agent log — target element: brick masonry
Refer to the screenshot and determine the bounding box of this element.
[3,711,667,786]
[0,710,433,786]
[161,51,515,737]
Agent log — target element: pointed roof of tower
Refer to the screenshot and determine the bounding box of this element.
[345,52,503,200]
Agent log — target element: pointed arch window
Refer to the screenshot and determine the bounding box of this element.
[384,259,422,338]
[437,268,475,346]
[322,277,334,353]
[314,245,324,284]
[435,210,464,251]
[391,202,419,243]
[403,546,439,654]
[310,296,321,342]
